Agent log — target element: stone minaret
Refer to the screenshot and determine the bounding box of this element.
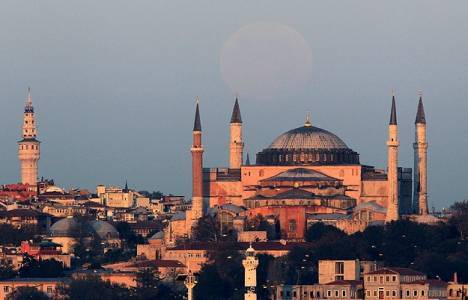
[184,271,197,300]
[18,88,40,189]
[229,98,243,169]
[242,245,259,300]
[191,100,204,219]
[413,94,428,214]
[386,95,400,222]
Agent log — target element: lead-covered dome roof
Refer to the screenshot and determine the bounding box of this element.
[49,217,119,239]
[268,125,349,150]
[256,122,359,166]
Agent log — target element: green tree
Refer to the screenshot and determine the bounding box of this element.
[0,264,17,280]
[58,277,130,300]
[18,256,64,278]
[0,224,39,246]
[450,200,468,240]
[133,268,182,299]
[194,246,243,300]
[193,215,235,242]
[7,286,49,300]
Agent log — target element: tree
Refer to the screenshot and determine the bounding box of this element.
[0,224,39,246]
[7,286,49,300]
[133,268,182,299]
[18,256,64,278]
[194,246,244,300]
[115,222,145,249]
[58,277,130,300]
[0,264,17,280]
[192,215,235,242]
[245,214,277,240]
[304,222,346,242]
[450,200,468,240]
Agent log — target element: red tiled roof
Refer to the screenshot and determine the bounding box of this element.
[364,267,424,276]
[325,280,363,286]
[408,279,448,287]
[0,209,50,218]
[168,241,312,251]
[131,259,185,268]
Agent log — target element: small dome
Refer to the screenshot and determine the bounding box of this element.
[49,217,80,237]
[44,185,65,194]
[89,220,119,239]
[49,218,119,239]
[268,125,348,150]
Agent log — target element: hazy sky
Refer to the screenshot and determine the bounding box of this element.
[1,1,467,209]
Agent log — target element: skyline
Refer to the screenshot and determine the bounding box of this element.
[1,1,468,209]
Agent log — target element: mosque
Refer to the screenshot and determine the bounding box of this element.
[14,88,430,242]
[167,93,430,241]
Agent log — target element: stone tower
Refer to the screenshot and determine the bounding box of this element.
[242,245,259,300]
[385,95,400,222]
[18,88,40,189]
[413,94,428,214]
[229,98,243,169]
[191,100,204,219]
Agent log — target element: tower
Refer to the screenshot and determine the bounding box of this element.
[386,94,400,222]
[229,98,243,169]
[242,245,259,300]
[191,100,204,219]
[184,271,197,300]
[18,88,40,189]
[413,94,428,214]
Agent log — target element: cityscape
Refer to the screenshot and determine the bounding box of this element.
[1,1,468,300]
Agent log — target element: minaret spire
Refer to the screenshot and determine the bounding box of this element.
[229,97,244,169]
[245,153,251,166]
[389,94,397,125]
[187,98,204,233]
[415,92,426,124]
[386,92,400,222]
[230,97,242,124]
[413,91,428,215]
[193,97,202,132]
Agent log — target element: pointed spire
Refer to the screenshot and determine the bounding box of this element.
[27,87,32,105]
[25,87,34,113]
[304,111,312,127]
[230,98,242,123]
[415,92,426,124]
[389,92,397,125]
[124,180,128,192]
[245,153,251,165]
[193,97,202,131]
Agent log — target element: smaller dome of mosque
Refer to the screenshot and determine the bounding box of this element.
[49,217,119,239]
[44,185,65,194]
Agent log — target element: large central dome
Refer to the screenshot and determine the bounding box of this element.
[268,125,349,150]
[256,122,359,166]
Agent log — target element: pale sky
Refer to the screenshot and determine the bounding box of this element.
[1,1,467,209]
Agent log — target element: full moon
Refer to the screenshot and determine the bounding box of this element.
[220,22,313,100]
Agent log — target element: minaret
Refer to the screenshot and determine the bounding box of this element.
[229,98,243,169]
[242,245,259,300]
[245,153,251,166]
[413,93,428,214]
[18,88,40,189]
[191,99,204,219]
[386,94,400,222]
[184,271,197,300]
